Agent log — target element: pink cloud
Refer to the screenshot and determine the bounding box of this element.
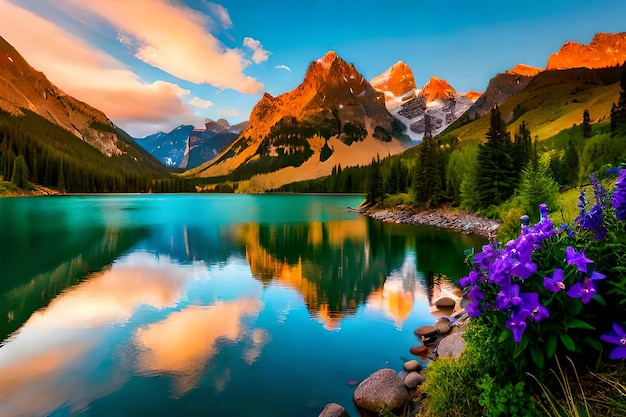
[62,0,264,93]
[243,36,271,64]
[0,1,203,136]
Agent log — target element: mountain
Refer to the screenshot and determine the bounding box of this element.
[547,32,626,70]
[442,66,623,143]
[0,35,168,193]
[189,51,410,192]
[370,61,416,98]
[137,120,245,170]
[137,125,195,168]
[506,64,542,77]
[1,35,122,157]
[371,63,481,141]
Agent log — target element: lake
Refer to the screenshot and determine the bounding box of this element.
[0,194,483,417]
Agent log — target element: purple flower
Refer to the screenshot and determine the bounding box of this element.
[567,278,597,304]
[578,204,607,239]
[495,283,523,311]
[520,292,550,322]
[459,269,481,288]
[544,268,566,292]
[589,270,606,280]
[600,322,626,360]
[590,173,608,205]
[506,309,530,343]
[612,169,626,221]
[565,246,593,273]
[465,300,482,318]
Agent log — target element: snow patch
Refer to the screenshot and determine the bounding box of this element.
[8,56,13,63]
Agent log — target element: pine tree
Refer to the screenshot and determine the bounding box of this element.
[512,121,532,175]
[475,107,517,208]
[413,136,444,206]
[366,156,383,204]
[11,155,29,188]
[582,109,592,138]
[611,61,626,138]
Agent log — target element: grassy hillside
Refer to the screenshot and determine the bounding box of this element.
[442,67,622,143]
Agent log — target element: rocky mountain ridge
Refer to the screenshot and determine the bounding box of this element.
[190,51,409,191]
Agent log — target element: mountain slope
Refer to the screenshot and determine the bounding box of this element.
[0,35,169,192]
[189,51,410,191]
[137,125,195,168]
[441,66,622,143]
[1,35,125,157]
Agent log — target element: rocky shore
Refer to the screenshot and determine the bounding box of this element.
[355,205,500,238]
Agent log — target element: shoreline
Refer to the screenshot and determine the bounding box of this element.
[357,204,501,238]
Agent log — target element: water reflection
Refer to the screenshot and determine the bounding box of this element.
[0,195,485,417]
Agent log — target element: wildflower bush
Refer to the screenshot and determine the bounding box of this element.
[459,169,626,374]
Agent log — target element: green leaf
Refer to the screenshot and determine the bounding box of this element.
[545,334,557,359]
[498,329,509,343]
[559,333,576,352]
[583,336,602,351]
[593,294,607,306]
[570,301,583,316]
[567,319,595,330]
[530,346,545,368]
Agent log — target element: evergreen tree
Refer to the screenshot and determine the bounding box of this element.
[413,136,444,206]
[582,109,592,138]
[518,160,560,223]
[11,155,29,188]
[423,113,433,140]
[366,156,383,204]
[611,62,626,137]
[475,107,517,208]
[512,121,532,175]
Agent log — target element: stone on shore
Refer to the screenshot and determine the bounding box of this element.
[318,402,349,417]
[353,368,408,413]
[409,345,430,359]
[403,360,421,372]
[437,332,466,359]
[414,325,438,338]
[434,317,452,335]
[403,371,426,389]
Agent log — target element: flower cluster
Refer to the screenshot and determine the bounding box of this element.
[459,169,626,363]
[612,169,626,221]
[460,207,604,343]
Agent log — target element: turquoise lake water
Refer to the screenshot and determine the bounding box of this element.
[0,194,483,416]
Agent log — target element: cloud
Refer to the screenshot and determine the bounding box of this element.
[218,109,241,117]
[205,2,233,29]
[274,64,292,72]
[58,0,263,94]
[0,1,212,136]
[243,36,270,64]
[188,97,214,108]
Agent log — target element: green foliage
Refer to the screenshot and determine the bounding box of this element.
[611,62,626,138]
[319,140,333,162]
[341,122,367,145]
[366,156,384,204]
[477,374,535,417]
[0,109,170,193]
[11,155,29,188]
[518,161,561,223]
[582,109,592,138]
[373,125,392,142]
[421,358,480,417]
[475,107,518,208]
[413,137,445,206]
[578,133,626,181]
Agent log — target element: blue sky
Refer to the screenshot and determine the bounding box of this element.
[1,0,625,136]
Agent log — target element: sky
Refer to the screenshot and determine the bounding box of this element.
[1,0,625,137]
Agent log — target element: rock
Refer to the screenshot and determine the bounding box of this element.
[319,402,349,417]
[409,345,429,358]
[403,360,421,372]
[404,371,426,389]
[353,368,409,413]
[437,332,466,359]
[435,317,452,335]
[415,325,438,338]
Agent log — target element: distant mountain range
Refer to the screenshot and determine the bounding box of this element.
[370,61,481,141]
[1,30,625,193]
[135,119,247,169]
